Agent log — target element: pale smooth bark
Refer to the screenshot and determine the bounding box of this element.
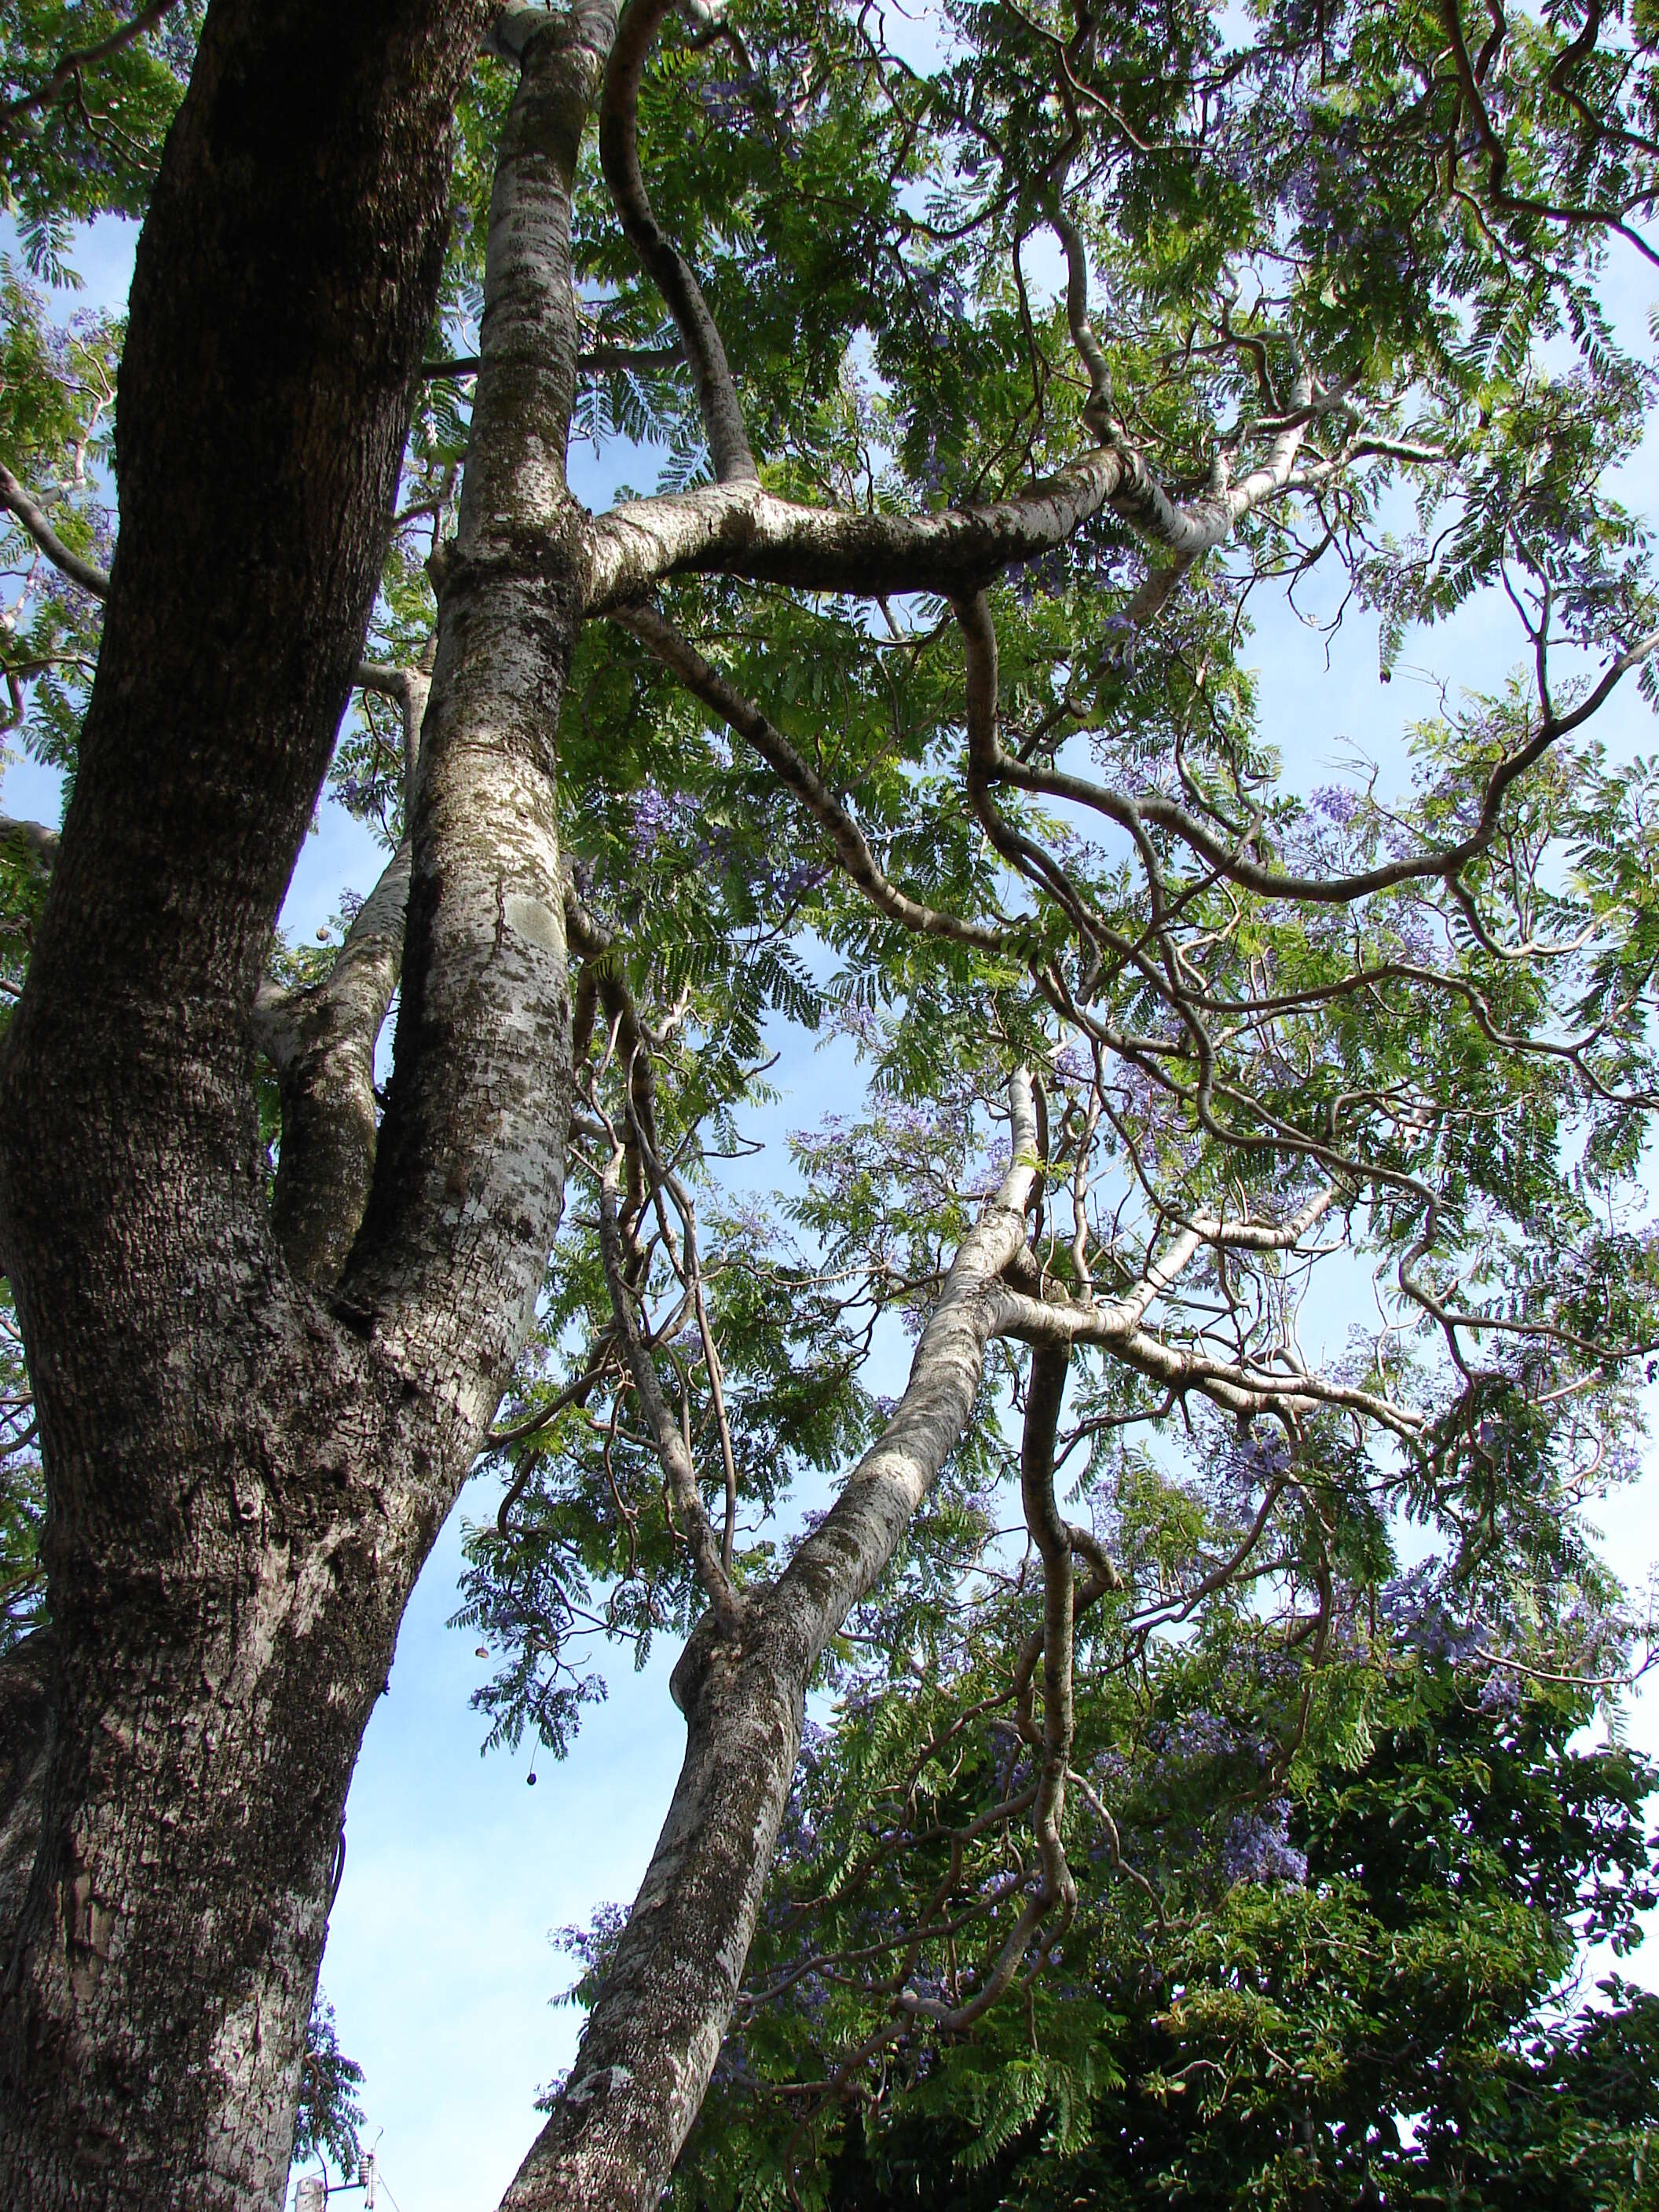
[344,1,617,1430]
[252,842,412,1290]
[581,370,1330,611]
[500,1078,1041,2210]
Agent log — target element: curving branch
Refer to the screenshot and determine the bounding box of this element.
[423,341,685,380]
[1438,0,1659,268]
[596,1144,745,1632]
[584,460,1110,607]
[988,1185,1418,1437]
[900,1343,1082,2031]
[0,0,182,131]
[955,587,1110,957]
[612,601,1013,951]
[599,0,756,482]
[1106,361,1317,554]
[0,463,109,597]
[988,625,1659,908]
[584,371,1338,609]
[1049,199,1116,441]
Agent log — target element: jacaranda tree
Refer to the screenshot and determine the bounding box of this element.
[0,2,1655,2207]
[662,1572,1659,2208]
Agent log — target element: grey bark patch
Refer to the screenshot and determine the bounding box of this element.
[502,891,562,953]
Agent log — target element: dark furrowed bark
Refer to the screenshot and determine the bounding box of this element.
[0,1628,53,1828]
[0,1628,53,1945]
[0,0,491,1580]
[0,1341,444,2210]
[0,1,492,2203]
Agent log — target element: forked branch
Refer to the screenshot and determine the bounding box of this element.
[0,0,182,131]
[613,601,1012,951]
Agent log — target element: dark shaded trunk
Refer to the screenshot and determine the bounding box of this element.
[0,2,496,2203]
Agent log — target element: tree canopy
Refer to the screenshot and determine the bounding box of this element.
[0,1,1656,2207]
[665,1572,1659,2209]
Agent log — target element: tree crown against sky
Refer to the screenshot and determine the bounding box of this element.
[0,1,1657,2208]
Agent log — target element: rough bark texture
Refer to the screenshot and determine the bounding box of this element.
[254,841,414,1291]
[0,1628,53,1950]
[501,1621,807,2212]
[0,2,503,2203]
[345,2,613,1426]
[580,383,1319,610]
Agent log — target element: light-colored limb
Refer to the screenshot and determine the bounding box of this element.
[251,840,412,1289]
[584,364,1334,608]
[772,1071,1044,1649]
[0,463,108,597]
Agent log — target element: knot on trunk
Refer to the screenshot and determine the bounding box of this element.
[667,1604,750,1716]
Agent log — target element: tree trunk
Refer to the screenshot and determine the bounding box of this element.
[500,1083,1042,2209]
[501,1618,810,2212]
[0,2,500,2203]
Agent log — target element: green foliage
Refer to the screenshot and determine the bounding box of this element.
[0,255,118,781]
[291,1994,365,2184]
[0,3,203,783]
[4,0,1659,2186]
[0,1274,40,1651]
[0,2,203,270]
[668,1627,1659,2211]
[419,7,1659,1694]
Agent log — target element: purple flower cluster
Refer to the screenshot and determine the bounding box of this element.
[1215,1426,1294,1509]
[1309,782,1364,827]
[628,779,703,862]
[1149,1705,1275,1770]
[697,72,760,131]
[1379,1563,1490,1665]
[552,1898,628,1976]
[1221,1798,1309,1887]
[910,263,968,351]
[1009,548,1072,606]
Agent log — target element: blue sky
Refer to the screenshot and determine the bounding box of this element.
[4,189,1657,2212]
